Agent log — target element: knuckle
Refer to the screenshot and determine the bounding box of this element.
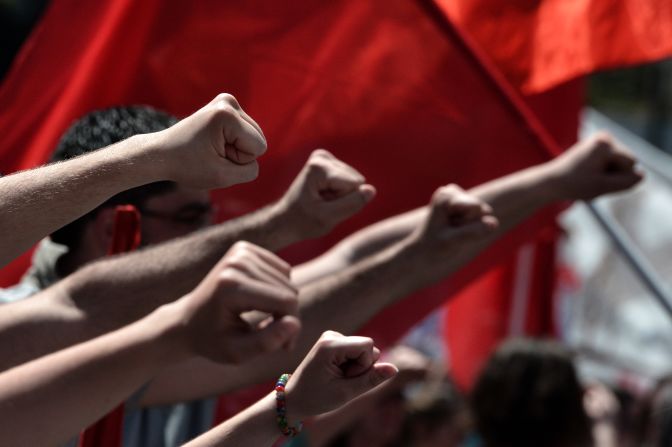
[312,148,332,159]
[233,241,253,252]
[212,103,238,121]
[217,269,242,288]
[215,93,238,106]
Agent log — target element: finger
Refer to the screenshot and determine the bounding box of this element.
[322,184,376,218]
[238,109,266,141]
[438,215,498,240]
[228,315,302,362]
[342,362,398,399]
[429,196,483,228]
[223,275,298,316]
[233,242,292,276]
[601,172,644,193]
[258,315,301,351]
[218,159,258,186]
[446,200,490,226]
[606,151,637,172]
[326,336,377,377]
[229,258,296,293]
[223,114,267,164]
[322,170,365,196]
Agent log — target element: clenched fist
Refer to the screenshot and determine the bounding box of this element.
[549,133,643,201]
[283,331,397,423]
[410,184,498,253]
[279,149,376,239]
[152,93,267,189]
[173,241,300,364]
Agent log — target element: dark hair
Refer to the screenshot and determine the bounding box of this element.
[50,106,179,250]
[401,378,469,445]
[471,338,592,447]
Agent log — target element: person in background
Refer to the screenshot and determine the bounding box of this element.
[471,338,624,447]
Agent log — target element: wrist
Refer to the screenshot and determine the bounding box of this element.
[267,199,303,249]
[142,301,194,365]
[538,158,572,202]
[272,374,309,436]
[113,133,174,185]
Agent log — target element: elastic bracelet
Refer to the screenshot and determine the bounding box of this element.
[275,373,303,437]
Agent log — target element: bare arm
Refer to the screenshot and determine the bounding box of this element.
[0,136,164,268]
[0,93,267,268]
[185,331,397,447]
[141,134,643,405]
[293,134,642,286]
[0,150,373,371]
[0,242,300,447]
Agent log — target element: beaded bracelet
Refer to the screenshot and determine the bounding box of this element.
[275,373,303,437]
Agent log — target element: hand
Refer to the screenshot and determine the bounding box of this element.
[410,184,498,254]
[549,133,644,200]
[583,383,620,424]
[278,149,376,239]
[154,93,268,189]
[284,331,398,422]
[175,241,301,364]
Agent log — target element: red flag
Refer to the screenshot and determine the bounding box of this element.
[0,0,560,337]
[437,0,672,93]
[0,0,576,434]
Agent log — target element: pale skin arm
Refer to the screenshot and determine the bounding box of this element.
[0,136,166,268]
[140,134,644,405]
[184,331,397,447]
[0,150,373,371]
[293,133,642,286]
[0,242,301,447]
[0,93,267,268]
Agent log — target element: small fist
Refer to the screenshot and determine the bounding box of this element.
[178,241,300,364]
[552,133,643,200]
[284,331,397,422]
[156,93,268,189]
[414,184,498,249]
[584,383,620,424]
[280,149,375,239]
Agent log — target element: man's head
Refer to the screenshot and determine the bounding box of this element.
[50,106,213,266]
[471,338,592,447]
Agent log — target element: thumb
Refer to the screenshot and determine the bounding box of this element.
[601,171,644,193]
[226,315,301,363]
[219,160,259,187]
[343,362,398,398]
[437,215,499,240]
[323,184,376,218]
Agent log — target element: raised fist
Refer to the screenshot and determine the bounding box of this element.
[550,133,643,201]
[175,241,300,364]
[412,184,498,252]
[283,331,397,423]
[154,93,268,189]
[279,149,375,239]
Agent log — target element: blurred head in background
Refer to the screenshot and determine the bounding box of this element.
[400,376,469,447]
[49,106,213,274]
[471,338,592,447]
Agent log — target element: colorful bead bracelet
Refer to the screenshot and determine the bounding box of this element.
[275,373,303,437]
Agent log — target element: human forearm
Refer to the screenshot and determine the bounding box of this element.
[0,135,164,267]
[0,242,299,446]
[184,393,281,447]
[0,302,186,447]
[186,332,396,447]
[0,93,269,268]
[294,135,639,288]
[141,240,422,404]
[142,136,643,404]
